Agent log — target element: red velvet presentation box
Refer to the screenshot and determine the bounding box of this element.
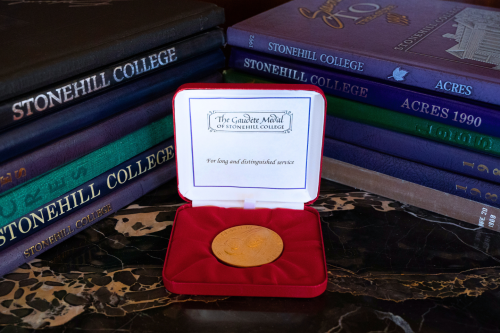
[163,83,327,298]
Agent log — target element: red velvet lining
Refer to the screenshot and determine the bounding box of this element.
[163,205,326,290]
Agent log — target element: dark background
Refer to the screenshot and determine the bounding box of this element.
[207,0,500,29]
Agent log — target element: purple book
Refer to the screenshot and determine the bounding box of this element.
[228,0,500,106]
[229,48,500,138]
[325,115,500,185]
[324,137,500,217]
[0,73,221,195]
[0,159,176,278]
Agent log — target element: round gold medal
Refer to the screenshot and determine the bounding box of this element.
[211,225,284,268]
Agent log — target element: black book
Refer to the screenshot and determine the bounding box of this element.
[0,0,225,101]
[0,28,225,132]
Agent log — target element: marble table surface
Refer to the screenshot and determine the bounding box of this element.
[1,178,499,332]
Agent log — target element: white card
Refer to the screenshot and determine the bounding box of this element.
[190,97,310,189]
[174,87,325,207]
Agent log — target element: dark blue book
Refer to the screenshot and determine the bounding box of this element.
[323,137,500,210]
[0,138,175,251]
[325,116,500,185]
[0,158,177,277]
[230,47,500,138]
[0,49,224,164]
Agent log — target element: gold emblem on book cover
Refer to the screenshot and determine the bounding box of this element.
[212,225,283,267]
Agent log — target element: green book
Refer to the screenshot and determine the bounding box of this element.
[224,69,500,157]
[0,115,173,227]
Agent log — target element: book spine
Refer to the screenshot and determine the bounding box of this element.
[223,70,500,158]
[2,5,225,101]
[0,115,173,228]
[0,29,225,133]
[0,49,225,164]
[323,137,500,212]
[0,139,175,251]
[230,47,500,138]
[227,27,500,107]
[321,157,500,233]
[326,116,500,185]
[324,94,500,158]
[0,72,221,195]
[0,159,177,277]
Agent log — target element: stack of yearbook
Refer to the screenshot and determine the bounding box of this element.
[224,0,500,232]
[0,0,225,276]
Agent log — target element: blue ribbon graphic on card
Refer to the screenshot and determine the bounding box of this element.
[207,111,293,133]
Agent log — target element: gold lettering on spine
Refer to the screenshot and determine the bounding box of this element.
[74,204,111,229]
[70,191,80,207]
[117,169,128,184]
[78,189,90,204]
[107,174,117,189]
[127,165,138,181]
[146,154,156,170]
[157,149,166,165]
[136,160,147,176]
[299,1,384,29]
[166,146,174,161]
[18,217,31,234]
[46,203,59,221]
[30,209,45,228]
[57,195,73,214]
[22,205,110,258]
[299,0,345,29]
[4,222,18,241]
[89,183,101,199]
[1,173,12,186]
[22,225,75,258]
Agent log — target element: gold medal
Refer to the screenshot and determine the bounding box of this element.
[211,225,284,268]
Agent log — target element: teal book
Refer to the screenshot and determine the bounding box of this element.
[0,138,175,252]
[0,115,173,227]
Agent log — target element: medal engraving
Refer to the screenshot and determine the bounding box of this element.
[211,225,284,267]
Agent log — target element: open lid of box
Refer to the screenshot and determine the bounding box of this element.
[173,83,326,210]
